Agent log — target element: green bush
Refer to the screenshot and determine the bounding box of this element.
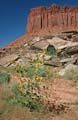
[26,65,47,79]
[12,81,41,111]
[26,65,35,79]
[0,73,10,84]
[47,45,56,55]
[15,64,27,76]
[12,52,49,111]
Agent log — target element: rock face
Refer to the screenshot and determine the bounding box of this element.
[26,4,78,33]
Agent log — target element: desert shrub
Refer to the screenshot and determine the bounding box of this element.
[26,65,35,79]
[0,73,10,84]
[47,45,56,55]
[15,64,27,76]
[15,69,44,111]
[13,81,41,111]
[26,65,47,79]
[12,51,48,111]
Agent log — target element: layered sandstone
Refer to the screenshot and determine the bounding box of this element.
[2,4,78,50]
[26,4,78,33]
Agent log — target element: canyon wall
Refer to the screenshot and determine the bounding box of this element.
[26,4,78,33]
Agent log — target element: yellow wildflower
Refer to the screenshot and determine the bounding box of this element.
[18,84,23,92]
[35,62,41,69]
[42,49,47,55]
[33,75,42,81]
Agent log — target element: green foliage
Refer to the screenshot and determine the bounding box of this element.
[26,65,47,79]
[12,81,41,111]
[15,64,27,76]
[9,51,49,111]
[13,51,49,111]
[26,65,35,79]
[47,45,56,55]
[36,66,47,77]
[0,73,10,84]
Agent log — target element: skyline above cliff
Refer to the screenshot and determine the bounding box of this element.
[1,0,78,48]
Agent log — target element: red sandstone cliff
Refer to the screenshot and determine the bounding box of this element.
[3,4,78,49]
[26,4,78,33]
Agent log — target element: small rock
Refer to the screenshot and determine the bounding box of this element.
[59,64,78,76]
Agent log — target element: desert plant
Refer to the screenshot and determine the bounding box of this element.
[12,50,49,111]
[11,79,41,111]
[47,45,56,55]
[15,64,27,76]
[0,73,10,84]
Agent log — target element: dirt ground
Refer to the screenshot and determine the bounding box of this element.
[0,79,78,120]
[41,79,78,120]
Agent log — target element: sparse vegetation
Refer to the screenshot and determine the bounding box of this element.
[10,50,49,111]
[47,45,56,55]
[1,33,78,119]
[0,73,10,84]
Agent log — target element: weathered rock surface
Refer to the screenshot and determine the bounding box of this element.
[59,64,78,76]
[0,54,20,67]
[47,37,70,50]
[25,52,52,61]
[26,4,78,33]
[32,40,49,50]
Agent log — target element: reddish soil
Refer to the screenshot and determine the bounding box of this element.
[11,74,78,120]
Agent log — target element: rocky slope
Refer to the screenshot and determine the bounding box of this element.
[1,4,78,51]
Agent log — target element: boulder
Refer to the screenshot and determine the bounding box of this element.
[64,45,78,55]
[59,64,78,76]
[0,54,20,67]
[31,40,49,50]
[47,37,70,50]
[60,58,73,65]
[71,54,78,65]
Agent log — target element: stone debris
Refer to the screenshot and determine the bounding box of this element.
[32,40,49,50]
[44,61,62,67]
[0,54,20,67]
[27,36,44,46]
[71,54,78,65]
[58,42,78,50]
[0,31,78,72]
[47,37,70,50]
[59,64,78,76]
[25,53,37,59]
[60,58,73,65]
[25,52,52,61]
